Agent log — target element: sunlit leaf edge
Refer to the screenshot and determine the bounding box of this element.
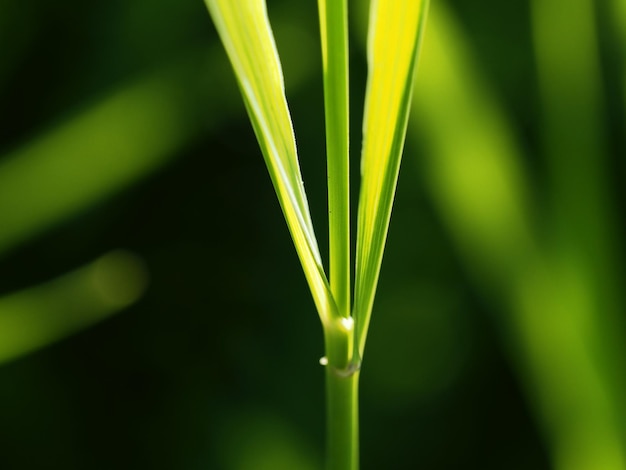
[205,0,336,322]
[353,0,430,356]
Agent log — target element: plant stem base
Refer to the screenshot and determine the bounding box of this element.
[326,367,360,470]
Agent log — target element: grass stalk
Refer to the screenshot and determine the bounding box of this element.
[325,366,359,470]
[204,2,429,468]
[323,313,358,469]
[318,0,350,321]
[318,2,357,467]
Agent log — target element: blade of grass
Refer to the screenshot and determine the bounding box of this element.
[530,0,616,272]
[318,0,350,321]
[353,0,429,358]
[0,251,147,365]
[412,3,626,468]
[410,3,534,285]
[0,64,202,258]
[204,0,336,324]
[531,0,626,462]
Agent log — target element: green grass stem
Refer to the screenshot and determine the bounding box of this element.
[318,0,351,321]
[317,2,355,464]
[325,367,359,470]
[205,1,429,468]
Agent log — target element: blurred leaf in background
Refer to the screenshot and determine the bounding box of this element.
[0,251,147,364]
[411,1,626,469]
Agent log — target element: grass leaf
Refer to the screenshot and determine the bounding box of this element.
[353,0,429,355]
[0,67,201,258]
[205,0,336,322]
[0,251,147,365]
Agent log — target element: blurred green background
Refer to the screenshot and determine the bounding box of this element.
[0,0,624,469]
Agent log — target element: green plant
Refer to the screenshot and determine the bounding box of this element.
[2,0,625,467]
[412,2,626,469]
[204,0,429,468]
